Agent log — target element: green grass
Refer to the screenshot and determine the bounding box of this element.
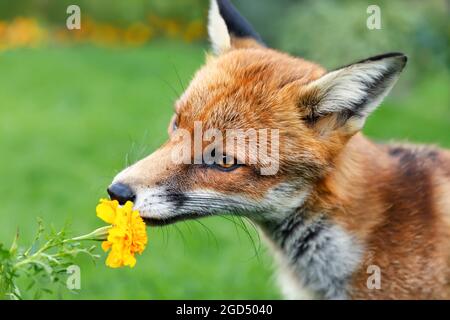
[0,41,448,299]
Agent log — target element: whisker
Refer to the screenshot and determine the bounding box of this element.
[173,224,188,254]
[182,220,194,235]
[193,219,219,250]
[161,225,169,247]
[150,73,180,99]
[171,61,186,92]
[140,194,265,260]
[225,215,242,243]
[236,215,261,261]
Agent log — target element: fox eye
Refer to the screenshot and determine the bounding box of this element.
[169,114,179,133]
[172,117,178,131]
[215,155,240,171]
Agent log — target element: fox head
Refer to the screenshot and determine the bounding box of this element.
[108,0,407,226]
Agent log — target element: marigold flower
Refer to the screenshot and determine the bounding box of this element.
[96,199,147,268]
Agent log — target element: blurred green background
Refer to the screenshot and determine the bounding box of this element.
[0,0,448,299]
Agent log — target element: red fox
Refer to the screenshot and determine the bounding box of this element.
[107,0,450,299]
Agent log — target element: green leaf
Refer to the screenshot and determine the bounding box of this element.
[0,244,11,262]
[9,229,19,255]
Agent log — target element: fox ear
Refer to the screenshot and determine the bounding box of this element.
[300,53,407,134]
[208,0,264,55]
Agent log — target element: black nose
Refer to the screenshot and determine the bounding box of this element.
[107,183,135,205]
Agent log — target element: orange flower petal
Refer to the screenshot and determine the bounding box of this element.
[96,199,119,224]
[96,198,148,268]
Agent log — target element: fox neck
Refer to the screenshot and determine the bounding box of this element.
[256,134,386,299]
[259,209,362,299]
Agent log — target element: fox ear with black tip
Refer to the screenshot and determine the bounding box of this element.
[208,0,264,55]
[299,53,408,135]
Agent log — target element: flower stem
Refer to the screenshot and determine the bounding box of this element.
[12,226,110,270]
[67,226,111,242]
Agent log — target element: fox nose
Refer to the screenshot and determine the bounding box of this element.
[107,183,136,205]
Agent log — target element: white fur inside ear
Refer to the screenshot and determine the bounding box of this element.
[307,56,404,131]
[208,0,231,54]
